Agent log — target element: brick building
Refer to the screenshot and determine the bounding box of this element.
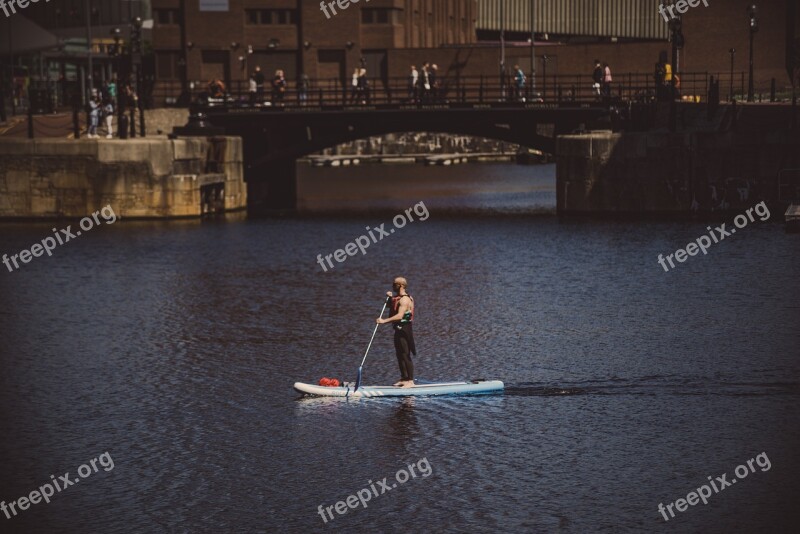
[149,0,797,105]
[151,0,477,98]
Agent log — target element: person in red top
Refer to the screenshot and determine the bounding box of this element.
[376,277,416,387]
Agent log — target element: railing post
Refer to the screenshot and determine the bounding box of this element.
[628,73,632,101]
[139,99,146,137]
[28,106,34,139]
[72,102,80,139]
[741,72,745,99]
[319,87,323,106]
[770,78,776,102]
[479,75,484,103]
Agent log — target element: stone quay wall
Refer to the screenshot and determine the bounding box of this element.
[0,137,246,219]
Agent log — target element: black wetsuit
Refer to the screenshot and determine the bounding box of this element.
[390,294,416,381]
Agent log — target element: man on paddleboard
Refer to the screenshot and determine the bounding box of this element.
[377,277,416,387]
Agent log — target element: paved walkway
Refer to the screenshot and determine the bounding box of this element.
[1,107,187,138]
[0,112,86,138]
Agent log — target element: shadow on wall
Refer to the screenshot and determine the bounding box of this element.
[556,102,800,217]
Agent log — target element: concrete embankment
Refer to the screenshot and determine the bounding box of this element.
[556,104,800,217]
[0,137,246,219]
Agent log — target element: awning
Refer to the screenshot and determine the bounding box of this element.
[0,14,59,55]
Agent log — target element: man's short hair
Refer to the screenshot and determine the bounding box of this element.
[394,277,408,288]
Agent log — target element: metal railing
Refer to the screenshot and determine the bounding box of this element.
[151,72,747,109]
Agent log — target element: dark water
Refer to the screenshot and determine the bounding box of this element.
[1,164,799,533]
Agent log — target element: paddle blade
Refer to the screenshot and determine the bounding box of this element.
[354,367,363,392]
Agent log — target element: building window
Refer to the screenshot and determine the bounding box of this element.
[245,9,297,25]
[362,8,394,24]
[155,9,179,25]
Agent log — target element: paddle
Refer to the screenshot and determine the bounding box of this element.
[354,297,390,392]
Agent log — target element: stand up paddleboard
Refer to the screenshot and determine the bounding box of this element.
[294,379,504,398]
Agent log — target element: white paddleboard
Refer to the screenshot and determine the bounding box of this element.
[294,379,504,398]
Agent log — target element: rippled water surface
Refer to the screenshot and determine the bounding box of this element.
[1,164,799,533]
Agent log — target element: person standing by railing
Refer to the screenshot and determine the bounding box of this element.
[357,68,369,105]
[271,70,287,105]
[248,74,257,105]
[514,65,526,102]
[103,97,114,138]
[420,63,431,103]
[655,51,671,102]
[408,65,418,103]
[592,60,603,100]
[349,68,360,104]
[253,66,265,103]
[429,64,439,102]
[88,95,100,138]
[106,78,117,105]
[602,63,613,98]
[298,73,309,105]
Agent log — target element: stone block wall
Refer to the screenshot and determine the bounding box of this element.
[0,137,246,219]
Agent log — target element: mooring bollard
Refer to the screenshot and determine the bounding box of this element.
[28,106,34,139]
[72,104,80,139]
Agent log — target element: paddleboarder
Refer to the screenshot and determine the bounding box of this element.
[377,277,416,387]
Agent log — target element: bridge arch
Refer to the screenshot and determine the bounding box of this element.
[199,105,606,211]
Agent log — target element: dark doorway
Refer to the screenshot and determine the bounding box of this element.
[364,50,389,81]
[362,49,388,86]
[317,49,346,85]
[200,50,230,85]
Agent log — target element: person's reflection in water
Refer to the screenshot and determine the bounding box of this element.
[388,397,420,447]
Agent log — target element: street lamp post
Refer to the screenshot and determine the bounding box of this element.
[747,5,758,102]
[111,27,126,139]
[499,0,505,101]
[728,48,736,102]
[85,0,93,102]
[530,0,536,96]
[542,55,549,101]
[179,0,189,105]
[668,13,684,132]
[131,16,145,137]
